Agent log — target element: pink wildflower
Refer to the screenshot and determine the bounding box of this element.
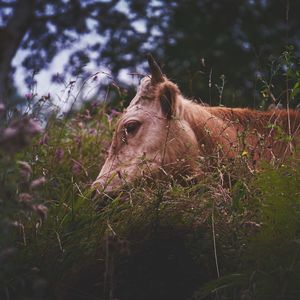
[89,128,97,135]
[107,108,121,122]
[30,176,46,190]
[25,118,42,135]
[55,147,64,160]
[25,93,33,100]
[0,117,42,152]
[32,204,48,221]
[39,132,49,145]
[74,135,81,147]
[0,103,5,114]
[72,161,82,175]
[91,101,99,108]
[18,161,32,182]
[111,108,121,117]
[18,193,32,206]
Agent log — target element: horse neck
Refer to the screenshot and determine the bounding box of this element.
[177,97,238,156]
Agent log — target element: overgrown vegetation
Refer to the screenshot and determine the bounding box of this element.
[1,49,300,300]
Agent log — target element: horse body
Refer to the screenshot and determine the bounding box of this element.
[93,56,300,192]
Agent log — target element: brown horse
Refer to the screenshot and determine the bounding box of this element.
[92,55,300,192]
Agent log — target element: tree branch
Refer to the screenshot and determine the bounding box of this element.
[0,0,36,104]
[0,1,17,8]
[34,0,119,22]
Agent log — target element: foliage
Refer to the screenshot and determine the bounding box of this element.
[0,115,47,299]
[259,45,300,110]
[2,0,300,109]
[195,161,300,300]
[245,163,300,299]
[1,99,300,299]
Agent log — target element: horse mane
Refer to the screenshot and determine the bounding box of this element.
[206,106,300,135]
[171,88,300,160]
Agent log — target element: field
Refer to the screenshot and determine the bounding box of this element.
[1,100,300,300]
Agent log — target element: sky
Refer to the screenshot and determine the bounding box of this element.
[11,0,145,111]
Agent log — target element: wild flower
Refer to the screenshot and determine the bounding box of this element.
[89,128,97,135]
[110,108,121,117]
[72,161,82,175]
[74,135,81,147]
[23,118,42,135]
[55,147,64,160]
[30,176,46,190]
[32,204,48,221]
[25,93,33,100]
[18,193,33,206]
[106,108,121,123]
[91,101,99,109]
[0,117,42,152]
[39,132,49,145]
[0,103,5,114]
[18,161,32,182]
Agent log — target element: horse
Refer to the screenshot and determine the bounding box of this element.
[92,55,300,193]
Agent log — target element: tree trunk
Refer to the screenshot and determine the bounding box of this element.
[0,0,35,106]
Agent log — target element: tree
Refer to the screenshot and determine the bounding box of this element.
[0,0,152,107]
[1,0,300,110]
[150,0,300,107]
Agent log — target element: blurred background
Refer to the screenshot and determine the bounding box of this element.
[1,0,300,112]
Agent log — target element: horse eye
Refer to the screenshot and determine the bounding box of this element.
[124,121,141,135]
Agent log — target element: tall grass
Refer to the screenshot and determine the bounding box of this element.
[1,102,299,300]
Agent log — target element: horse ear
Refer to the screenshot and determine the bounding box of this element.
[159,83,178,119]
[147,53,164,85]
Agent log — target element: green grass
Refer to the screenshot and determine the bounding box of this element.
[1,104,300,300]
